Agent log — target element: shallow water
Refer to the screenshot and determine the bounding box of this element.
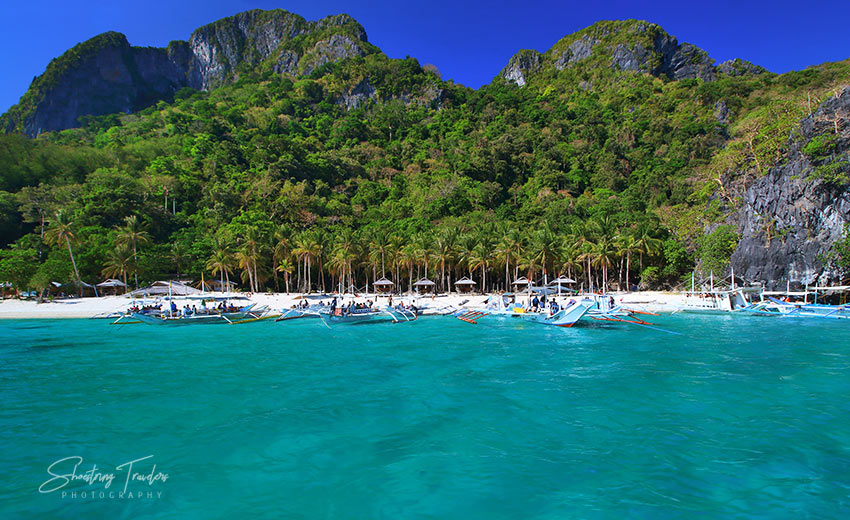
[1,314,849,518]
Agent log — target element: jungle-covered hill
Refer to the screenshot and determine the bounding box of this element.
[0,10,848,295]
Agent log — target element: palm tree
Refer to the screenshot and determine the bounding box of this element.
[617,234,640,292]
[115,215,150,289]
[206,247,234,294]
[369,228,391,279]
[331,228,360,294]
[272,225,292,292]
[634,224,663,270]
[571,221,596,291]
[457,234,479,280]
[170,242,188,279]
[558,245,583,282]
[413,234,435,280]
[292,231,320,293]
[592,235,619,292]
[45,210,81,287]
[470,235,495,293]
[102,246,134,288]
[399,242,418,294]
[530,225,559,285]
[434,228,458,293]
[276,258,295,294]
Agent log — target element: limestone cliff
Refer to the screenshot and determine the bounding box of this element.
[1,10,375,137]
[731,88,850,288]
[499,20,724,86]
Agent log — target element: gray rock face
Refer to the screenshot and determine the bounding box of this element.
[19,33,190,136]
[499,50,542,86]
[611,33,715,81]
[300,34,366,76]
[664,42,716,81]
[5,10,372,136]
[731,88,850,288]
[717,59,766,76]
[553,36,599,70]
[338,79,377,109]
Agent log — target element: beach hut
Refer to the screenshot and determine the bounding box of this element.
[455,277,477,294]
[413,278,436,294]
[60,280,99,297]
[96,279,127,296]
[373,277,394,294]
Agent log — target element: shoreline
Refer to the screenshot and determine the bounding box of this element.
[0,291,683,319]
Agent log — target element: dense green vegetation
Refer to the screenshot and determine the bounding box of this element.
[1,19,849,296]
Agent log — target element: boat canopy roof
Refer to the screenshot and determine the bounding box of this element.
[97,279,127,287]
[551,276,576,284]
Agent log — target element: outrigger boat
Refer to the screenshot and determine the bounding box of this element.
[461,294,594,327]
[742,298,850,320]
[277,300,418,326]
[124,294,272,325]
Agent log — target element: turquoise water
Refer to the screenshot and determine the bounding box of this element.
[1,314,849,518]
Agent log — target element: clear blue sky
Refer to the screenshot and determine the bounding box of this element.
[3,0,849,113]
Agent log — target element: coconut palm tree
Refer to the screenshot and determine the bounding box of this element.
[272,225,292,292]
[292,231,320,293]
[634,223,663,270]
[331,228,360,294]
[115,215,150,289]
[470,235,495,293]
[170,242,188,279]
[457,233,479,280]
[102,246,134,288]
[592,235,619,292]
[529,225,559,285]
[617,234,640,292]
[45,210,81,287]
[276,258,294,294]
[369,228,391,279]
[571,221,596,291]
[434,228,458,293]
[206,247,234,294]
[399,242,418,294]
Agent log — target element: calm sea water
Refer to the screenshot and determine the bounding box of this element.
[1,314,849,518]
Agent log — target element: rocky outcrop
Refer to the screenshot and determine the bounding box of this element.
[731,88,850,288]
[499,50,542,87]
[717,59,766,76]
[2,9,374,136]
[552,36,599,69]
[500,19,719,86]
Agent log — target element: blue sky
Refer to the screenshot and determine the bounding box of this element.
[2,0,848,113]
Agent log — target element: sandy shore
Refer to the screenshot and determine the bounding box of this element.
[0,291,683,319]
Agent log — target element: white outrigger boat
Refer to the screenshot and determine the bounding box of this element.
[459,294,594,327]
[277,299,418,326]
[131,302,272,325]
[123,293,273,325]
[740,285,850,320]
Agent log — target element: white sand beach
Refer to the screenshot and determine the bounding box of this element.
[0,291,683,319]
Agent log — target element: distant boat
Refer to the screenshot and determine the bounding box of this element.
[131,303,271,325]
[742,298,850,320]
[678,287,762,313]
[277,303,417,326]
[469,295,594,327]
